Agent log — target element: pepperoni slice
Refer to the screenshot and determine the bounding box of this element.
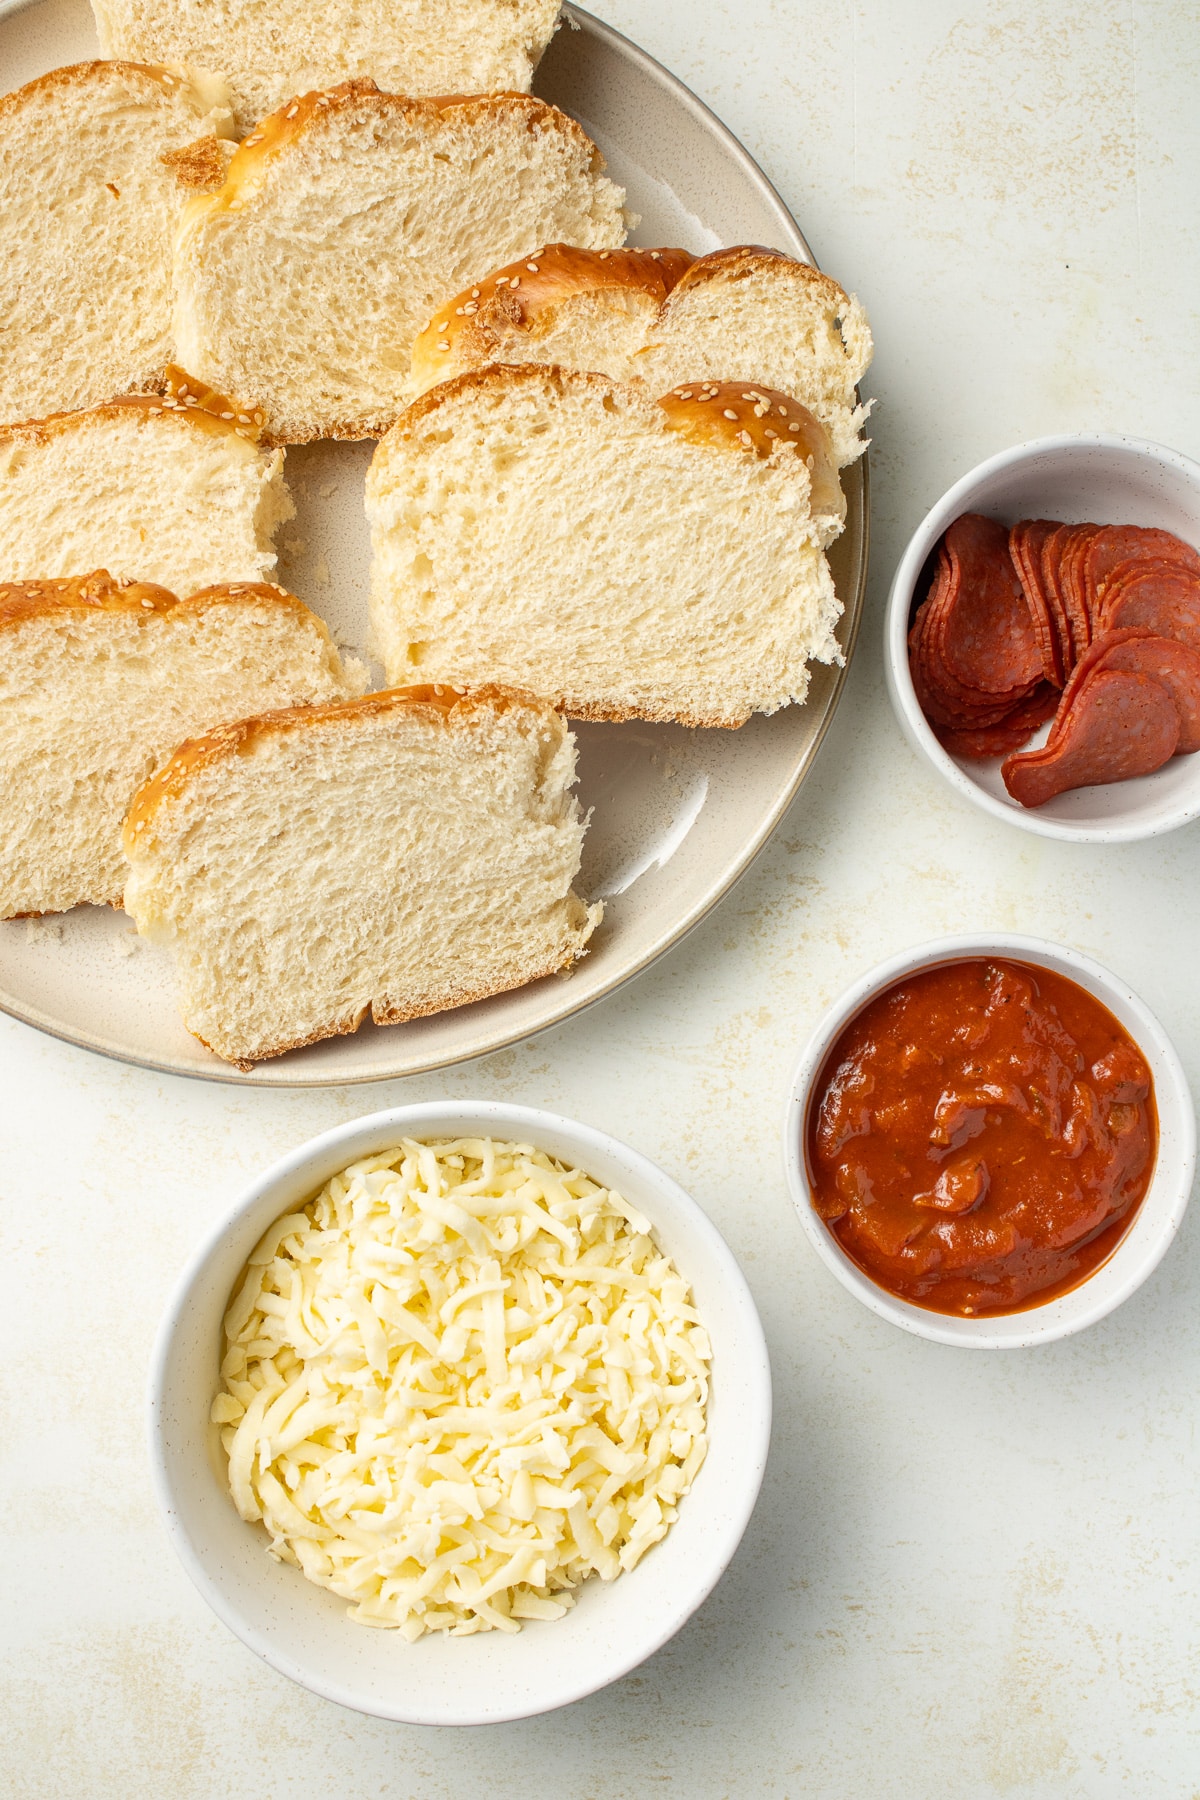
[1099,565,1200,644]
[1001,668,1180,806]
[910,544,1037,725]
[1009,520,1065,685]
[1083,525,1200,626]
[934,682,1060,759]
[1048,523,1100,666]
[1064,627,1200,754]
[938,514,1043,697]
[1039,524,1084,672]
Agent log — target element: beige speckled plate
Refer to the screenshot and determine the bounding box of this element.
[0,0,869,1086]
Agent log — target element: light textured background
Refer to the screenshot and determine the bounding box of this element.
[3,2,1200,1795]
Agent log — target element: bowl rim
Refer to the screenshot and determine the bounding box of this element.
[782,932,1196,1348]
[147,1100,773,1724]
[884,430,1200,844]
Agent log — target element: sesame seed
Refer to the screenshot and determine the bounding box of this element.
[220,411,234,419]
[286,104,299,117]
[463,302,478,313]
[788,422,801,432]
[765,427,778,438]
[722,408,738,420]
[526,262,539,273]
[777,404,789,416]
[677,389,693,399]
[494,276,509,287]
[471,288,480,298]
[435,321,448,330]
[509,276,521,288]
[455,305,467,314]
[437,340,450,351]
[739,430,753,447]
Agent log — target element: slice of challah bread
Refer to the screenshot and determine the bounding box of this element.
[0,368,292,592]
[91,0,562,135]
[0,572,352,919]
[172,81,628,444]
[122,687,600,1067]
[0,61,234,425]
[411,243,873,466]
[366,364,844,729]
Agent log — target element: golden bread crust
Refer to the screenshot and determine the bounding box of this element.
[122,684,549,847]
[0,571,176,627]
[664,244,852,315]
[657,378,841,518]
[0,366,267,446]
[0,59,206,124]
[213,81,601,210]
[0,569,332,642]
[410,243,694,388]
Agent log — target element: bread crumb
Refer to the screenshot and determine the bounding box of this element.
[340,652,371,696]
[114,932,143,958]
[319,484,336,499]
[313,555,330,588]
[283,536,308,555]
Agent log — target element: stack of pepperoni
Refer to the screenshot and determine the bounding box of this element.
[908,514,1200,805]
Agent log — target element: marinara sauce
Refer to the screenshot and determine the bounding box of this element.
[806,959,1157,1316]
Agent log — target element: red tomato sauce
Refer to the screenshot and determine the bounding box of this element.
[806,959,1157,1316]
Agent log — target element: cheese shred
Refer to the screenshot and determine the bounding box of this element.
[213,1137,711,1638]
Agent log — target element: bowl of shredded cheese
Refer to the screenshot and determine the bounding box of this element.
[149,1103,771,1723]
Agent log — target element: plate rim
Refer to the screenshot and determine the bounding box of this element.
[0,0,870,1086]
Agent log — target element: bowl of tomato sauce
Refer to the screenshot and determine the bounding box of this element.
[784,935,1195,1346]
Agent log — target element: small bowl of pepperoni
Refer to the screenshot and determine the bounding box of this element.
[885,432,1200,840]
[783,934,1195,1346]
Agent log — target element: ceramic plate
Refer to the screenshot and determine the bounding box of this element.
[0,0,869,1085]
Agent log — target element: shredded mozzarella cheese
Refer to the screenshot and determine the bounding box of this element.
[213,1137,711,1638]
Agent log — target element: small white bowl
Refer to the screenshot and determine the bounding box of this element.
[149,1102,771,1725]
[885,432,1200,841]
[783,934,1195,1348]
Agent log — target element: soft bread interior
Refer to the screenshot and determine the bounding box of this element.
[122,693,600,1066]
[91,0,563,133]
[0,61,234,423]
[172,88,628,444]
[0,588,351,917]
[0,406,292,591]
[366,366,842,728]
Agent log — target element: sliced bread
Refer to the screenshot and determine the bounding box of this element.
[122,687,600,1067]
[0,572,352,918]
[172,81,628,444]
[0,368,293,592]
[91,0,562,135]
[366,364,843,728]
[0,60,234,424]
[410,243,873,466]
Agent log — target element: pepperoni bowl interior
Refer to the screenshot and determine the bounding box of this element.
[148,1101,771,1725]
[885,433,1200,841]
[782,932,1195,1348]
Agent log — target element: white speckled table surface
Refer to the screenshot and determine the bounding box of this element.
[4,2,1200,1794]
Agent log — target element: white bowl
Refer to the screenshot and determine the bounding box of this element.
[885,432,1200,841]
[783,934,1195,1348]
[149,1102,771,1724]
